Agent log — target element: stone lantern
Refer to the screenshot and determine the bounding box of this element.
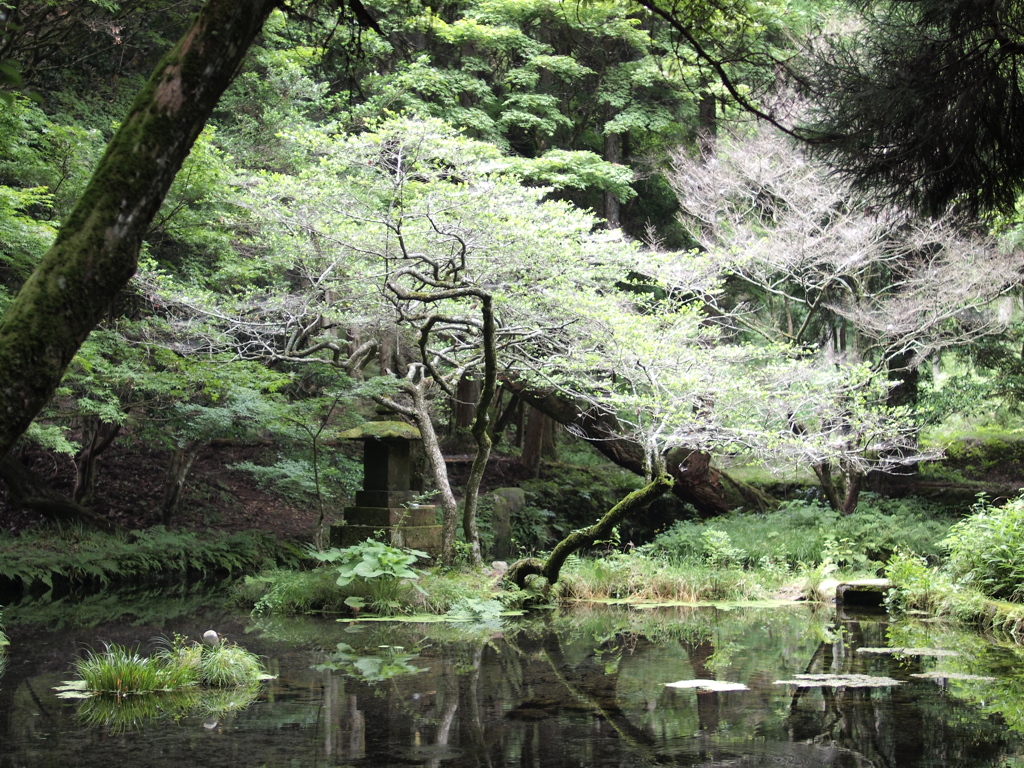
[330,421,441,555]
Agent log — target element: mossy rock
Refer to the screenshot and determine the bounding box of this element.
[337,421,421,441]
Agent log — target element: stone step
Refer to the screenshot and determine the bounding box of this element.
[330,523,442,553]
[816,578,891,607]
[344,505,437,527]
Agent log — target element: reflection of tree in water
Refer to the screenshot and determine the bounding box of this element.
[5,605,1021,767]
[784,619,1014,768]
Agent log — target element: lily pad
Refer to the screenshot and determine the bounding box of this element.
[54,684,90,696]
[774,674,901,688]
[665,679,749,692]
[338,610,524,624]
[857,647,959,657]
[910,671,996,682]
[54,681,94,699]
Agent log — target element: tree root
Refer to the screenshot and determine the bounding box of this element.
[0,455,120,532]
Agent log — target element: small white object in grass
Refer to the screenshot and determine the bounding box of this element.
[202,630,221,647]
[665,679,749,692]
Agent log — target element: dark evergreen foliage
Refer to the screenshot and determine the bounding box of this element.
[797,0,1024,216]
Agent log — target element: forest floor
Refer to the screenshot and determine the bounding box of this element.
[0,436,534,543]
[0,439,318,540]
[2,434,1024,543]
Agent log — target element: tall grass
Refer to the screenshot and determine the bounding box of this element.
[548,496,956,605]
[72,635,268,696]
[197,644,268,687]
[556,553,777,603]
[76,644,198,695]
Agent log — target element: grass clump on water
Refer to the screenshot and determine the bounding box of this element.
[75,644,197,696]
[69,633,269,697]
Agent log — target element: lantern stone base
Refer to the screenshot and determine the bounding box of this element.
[330,504,442,556]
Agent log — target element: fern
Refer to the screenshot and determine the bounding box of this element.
[0,528,286,597]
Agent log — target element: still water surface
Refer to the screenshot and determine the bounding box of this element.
[1,595,1022,767]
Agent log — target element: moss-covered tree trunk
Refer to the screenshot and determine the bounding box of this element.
[812,460,864,515]
[0,0,279,461]
[507,473,674,588]
[501,379,761,517]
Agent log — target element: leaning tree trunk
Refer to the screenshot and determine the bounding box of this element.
[507,473,673,588]
[0,0,279,462]
[812,460,844,511]
[501,378,753,517]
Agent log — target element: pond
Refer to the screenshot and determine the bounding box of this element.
[1,593,1022,767]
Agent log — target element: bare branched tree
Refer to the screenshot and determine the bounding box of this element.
[669,124,1024,366]
[665,121,1024,510]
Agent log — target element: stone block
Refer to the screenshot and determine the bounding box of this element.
[487,487,525,560]
[344,505,436,527]
[362,439,412,492]
[355,489,416,507]
[330,523,442,556]
[493,487,526,511]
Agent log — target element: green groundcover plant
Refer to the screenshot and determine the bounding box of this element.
[0,527,294,597]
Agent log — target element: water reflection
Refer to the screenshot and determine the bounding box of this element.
[0,601,1022,767]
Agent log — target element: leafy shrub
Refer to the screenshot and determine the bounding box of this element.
[942,495,1024,601]
[700,529,744,567]
[642,497,951,572]
[240,562,501,616]
[310,540,428,615]
[244,568,343,615]
[884,548,954,614]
